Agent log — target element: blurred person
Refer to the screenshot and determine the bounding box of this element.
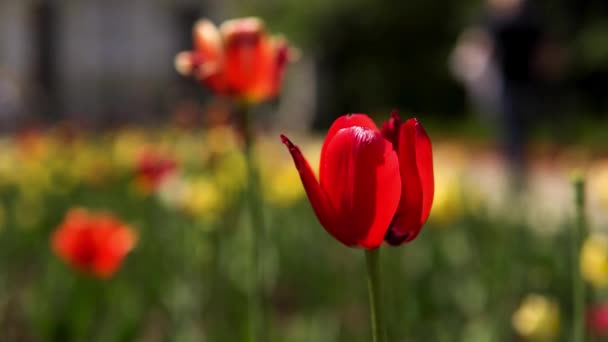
[450,27,502,125]
[490,0,540,187]
[452,0,567,189]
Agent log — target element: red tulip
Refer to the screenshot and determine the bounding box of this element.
[380,110,434,245]
[51,208,137,278]
[135,150,178,192]
[588,304,608,336]
[175,17,293,103]
[281,112,432,248]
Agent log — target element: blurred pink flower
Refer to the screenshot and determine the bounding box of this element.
[588,303,608,336]
[135,149,178,193]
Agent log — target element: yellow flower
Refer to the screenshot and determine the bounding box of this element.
[428,169,462,225]
[259,136,321,207]
[588,160,608,228]
[182,176,225,223]
[581,234,608,288]
[111,129,148,171]
[512,294,560,341]
[55,142,114,187]
[262,160,303,206]
[589,160,608,209]
[15,160,54,198]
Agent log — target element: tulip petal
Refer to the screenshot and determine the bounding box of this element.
[220,17,271,97]
[386,118,434,245]
[380,109,402,151]
[174,51,195,76]
[320,127,401,248]
[281,135,341,242]
[320,114,379,181]
[413,120,434,224]
[93,223,137,278]
[175,19,221,77]
[248,35,291,101]
[52,209,89,264]
[271,36,291,89]
[192,20,228,90]
[193,19,222,61]
[175,20,229,93]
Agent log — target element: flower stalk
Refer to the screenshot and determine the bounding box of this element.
[365,248,387,342]
[239,102,265,342]
[572,174,586,342]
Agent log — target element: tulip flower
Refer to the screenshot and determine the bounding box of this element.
[175,17,293,103]
[380,110,434,245]
[281,111,433,249]
[51,208,137,278]
[588,303,608,337]
[135,149,178,193]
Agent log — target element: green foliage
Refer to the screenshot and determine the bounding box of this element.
[0,127,592,341]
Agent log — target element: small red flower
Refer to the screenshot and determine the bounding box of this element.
[588,303,608,336]
[52,208,137,278]
[135,150,178,192]
[281,111,433,248]
[380,110,434,245]
[175,17,293,103]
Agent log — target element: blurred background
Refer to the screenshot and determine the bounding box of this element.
[1,0,608,341]
[1,0,607,131]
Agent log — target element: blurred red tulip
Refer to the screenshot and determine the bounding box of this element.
[175,17,294,103]
[588,303,608,336]
[135,150,178,192]
[380,110,434,245]
[51,208,137,278]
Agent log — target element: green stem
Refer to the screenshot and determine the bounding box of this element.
[240,102,265,342]
[572,174,586,342]
[365,248,387,342]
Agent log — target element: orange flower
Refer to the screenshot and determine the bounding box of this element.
[51,208,137,278]
[175,17,294,103]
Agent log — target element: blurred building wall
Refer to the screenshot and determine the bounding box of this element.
[0,1,32,129]
[0,0,227,128]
